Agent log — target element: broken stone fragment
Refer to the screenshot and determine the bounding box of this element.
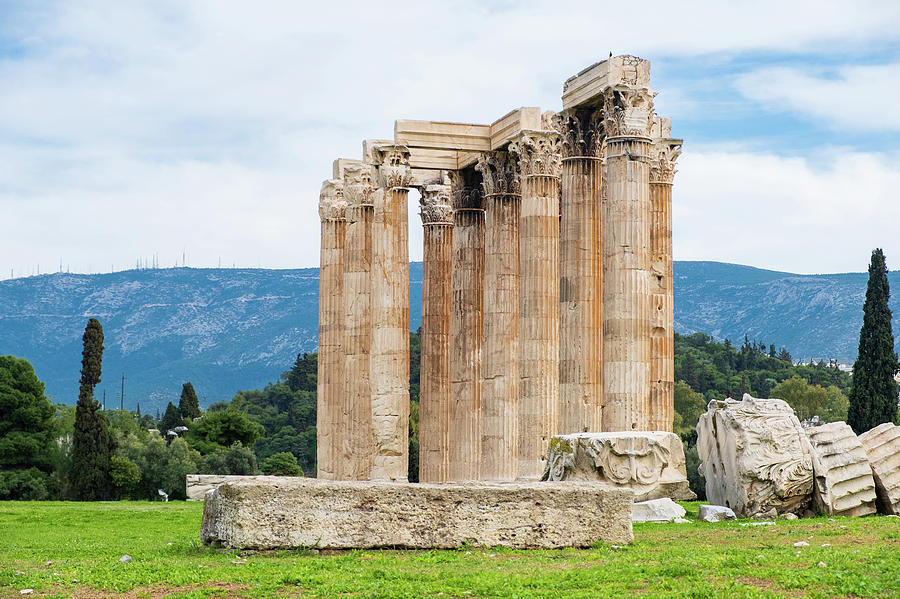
[632,498,686,523]
[696,394,813,517]
[806,421,877,517]
[698,505,736,522]
[858,422,900,515]
[542,432,695,501]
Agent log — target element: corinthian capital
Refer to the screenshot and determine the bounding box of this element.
[371,144,412,189]
[649,138,682,184]
[509,130,562,177]
[553,108,604,159]
[318,179,347,221]
[475,151,520,196]
[449,168,483,211]
[602,87,656,139]
[343,164,375,207]
[419,184,453,225]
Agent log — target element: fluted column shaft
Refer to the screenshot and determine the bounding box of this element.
[370,145,412,481]
[649,179,673,431]
[418,184,453,483]
[603,135,652,431]
[341,167,374,480]
[478,152,520,481]
[447,171,484,482]
[317,180,346,480]
[511,132,561,479]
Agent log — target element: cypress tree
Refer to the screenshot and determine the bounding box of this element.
[847,249,899,434]
[160,401,183,433]
[70,318,116,500]
[179,382,201,420]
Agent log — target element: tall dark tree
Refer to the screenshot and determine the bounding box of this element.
[70,318,116,500]
[848,249,900,434]
[179,382,201,420]
[160,401,184,433]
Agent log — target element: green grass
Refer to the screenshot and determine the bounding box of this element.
[0,501,898,598]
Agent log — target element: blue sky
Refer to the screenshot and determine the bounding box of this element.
[2,0,899,276]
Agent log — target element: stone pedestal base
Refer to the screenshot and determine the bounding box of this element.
[542,432,695,501]
[201,478,633,549]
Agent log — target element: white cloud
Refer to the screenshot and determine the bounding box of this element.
[734,63,900,132]
[2,1,900,276]
[675,146,900,274]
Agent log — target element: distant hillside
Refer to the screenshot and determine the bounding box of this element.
[1,261,897,414]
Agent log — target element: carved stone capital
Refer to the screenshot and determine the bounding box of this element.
[419,184,453,225]
[649,138,682,184]
[475,151,520,197]
[602,87,656,139]
[318,179,347,221]
[509,130,562,178]
[343,164,374,207]
[371,144,412,189]
[449,168,483,211]
[553,108,604,159]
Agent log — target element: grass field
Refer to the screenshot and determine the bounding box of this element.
[0,501,898,598]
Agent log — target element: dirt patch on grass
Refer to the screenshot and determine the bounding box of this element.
[16,581,253,599]
[737,576,805,598]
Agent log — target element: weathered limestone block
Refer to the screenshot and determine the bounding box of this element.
[696,394,814,517]
[541,432,695,501]
[185,475,288,501]
[859,422,900,515]
[201,478,634,549]
[632,498,686,523]
[805,421,877,517]
[697,505,736,522]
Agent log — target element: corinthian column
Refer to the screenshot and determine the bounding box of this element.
[509,131,561,479]
[341,164,375,480]
[476,151,520,481]
[556,109,604,435]
[317,179,347,480]
[418,180,453,483]
[447,169,484,482]
[370,144,412,481]
[648,119,682,432]
[602,88,655,431]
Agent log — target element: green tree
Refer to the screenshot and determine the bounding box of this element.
[70,318,116,500]
[848,248,900,434]
[673,380,707,436]
[771,376,829,422]
[0,356,58,499]
[223,441,258,475]
[187,408,264,455]
[283,353,317,393]
[179,382,201,420]
[261,451,303,476]
[159,401,183,433]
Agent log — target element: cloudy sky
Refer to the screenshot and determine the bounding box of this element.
[2,1,900,277]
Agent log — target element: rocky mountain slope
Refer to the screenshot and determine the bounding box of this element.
[1,261,897,414]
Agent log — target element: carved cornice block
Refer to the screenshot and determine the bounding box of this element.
[562,55,651,110]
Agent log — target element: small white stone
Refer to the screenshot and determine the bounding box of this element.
[673,517,691,524]
[118,554,131,563]
[821,543,831,547]
[782,513,798,520]
[13,571,24,576]
[818,561,827,567]
[20,591,33,595]
[794,541,809,547]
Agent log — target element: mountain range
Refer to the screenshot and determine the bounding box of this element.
[2,261,897,415]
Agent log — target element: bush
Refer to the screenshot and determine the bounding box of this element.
[261,452,303,476]
[0,467,58,500]
[683,442,705,501]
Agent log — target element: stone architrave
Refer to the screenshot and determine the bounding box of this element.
[542,431,695,501]
[601,87,655,432]
[201,478,635,549]
[418,180,453,483]
[447,169,484,482]
[370,144,412,482]
[555,109,604,436]
[316,179,347,480]
[696,394,814,517]
[648,118,681,433]
[476,151,521,481]
[341,164,375,480]
[509,130,561,480]
[805,421,877,517]
[859,422,900,515]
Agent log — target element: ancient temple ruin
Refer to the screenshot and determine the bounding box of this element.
[316,55,681,483]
